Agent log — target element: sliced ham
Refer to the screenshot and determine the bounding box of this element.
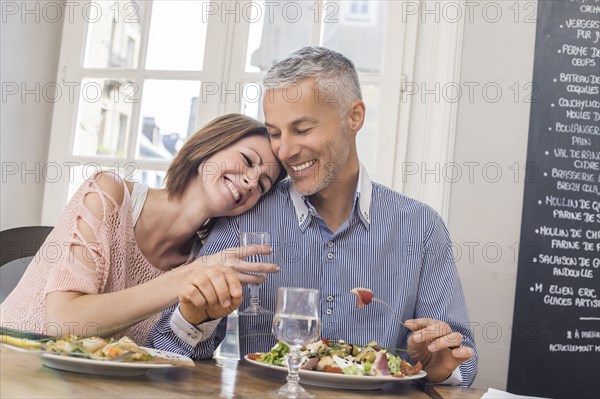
[301,357,319,370]
[372,351,390,376]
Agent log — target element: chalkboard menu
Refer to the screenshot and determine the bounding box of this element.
[508,1,600,398]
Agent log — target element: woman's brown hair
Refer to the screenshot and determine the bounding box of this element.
[165,113,287,239]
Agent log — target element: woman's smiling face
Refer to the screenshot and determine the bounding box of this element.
[198,135,281,217]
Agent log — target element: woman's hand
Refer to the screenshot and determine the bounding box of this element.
[179,245,279,325]
[193,245,279,285]
[179,264,243,325]
[405,318,474,383]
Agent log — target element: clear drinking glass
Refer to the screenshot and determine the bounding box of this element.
[238,232,273,316]
[271,287,321,398]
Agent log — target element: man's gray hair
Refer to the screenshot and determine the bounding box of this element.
[262,46,362,114]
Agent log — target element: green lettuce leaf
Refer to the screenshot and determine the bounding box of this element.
[258,342,290,366]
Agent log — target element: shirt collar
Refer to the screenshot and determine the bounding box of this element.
[288,163,372,229]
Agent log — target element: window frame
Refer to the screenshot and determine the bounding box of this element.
[42,0,463,224]
[42,0,228,223]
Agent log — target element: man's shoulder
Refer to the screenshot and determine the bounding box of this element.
[205,181,293,245]
[268,178,293,199]
[371,182,438,217]
[237,179,293,218]
[258,178,292,205]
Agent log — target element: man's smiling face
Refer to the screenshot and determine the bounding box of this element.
[263,78,352,196]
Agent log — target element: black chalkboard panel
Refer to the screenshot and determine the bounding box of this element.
[507,1,600,399]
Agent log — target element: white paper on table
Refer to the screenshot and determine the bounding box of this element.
[481,388,552,399]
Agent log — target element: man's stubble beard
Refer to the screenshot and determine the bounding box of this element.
[293,126,351,197]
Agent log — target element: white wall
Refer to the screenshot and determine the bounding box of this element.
[0,0,64,230]
[448,2,537,391]
[397,0,537,391]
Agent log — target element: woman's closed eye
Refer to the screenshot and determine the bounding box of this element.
[242,152,254,167]
[241,152,266,194]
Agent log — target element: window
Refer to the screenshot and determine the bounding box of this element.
[43,0,412,223]
[343,1,377,25]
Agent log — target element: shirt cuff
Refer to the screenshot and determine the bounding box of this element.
[169,306,222,347]
[436,367,463,385]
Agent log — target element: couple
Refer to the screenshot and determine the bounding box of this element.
[1,47,477,386]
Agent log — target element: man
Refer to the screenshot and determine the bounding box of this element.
[148,47,477,386]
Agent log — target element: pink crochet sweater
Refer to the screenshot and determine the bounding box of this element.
[1,177,165,344]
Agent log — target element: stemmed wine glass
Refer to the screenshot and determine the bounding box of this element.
[271,287,321,398]
[238,232,273,316]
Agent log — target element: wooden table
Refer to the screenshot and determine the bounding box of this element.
[1,349,483,398]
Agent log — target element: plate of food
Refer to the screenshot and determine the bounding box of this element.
[245,339,426,390]
[1,334,195,376]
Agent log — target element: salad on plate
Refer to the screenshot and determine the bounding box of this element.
[248,338,422,378]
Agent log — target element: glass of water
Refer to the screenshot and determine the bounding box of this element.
[271,287,321,398]
[238,232,273,316]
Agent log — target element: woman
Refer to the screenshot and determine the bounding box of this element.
[1,114,285,344]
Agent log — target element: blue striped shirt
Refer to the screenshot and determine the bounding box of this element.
[147,166,478,386]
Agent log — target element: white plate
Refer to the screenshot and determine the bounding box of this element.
[244,355,426,390]
[2,344,195,376]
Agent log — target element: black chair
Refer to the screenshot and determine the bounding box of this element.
[1,226,54,266]
[0,226,53,301]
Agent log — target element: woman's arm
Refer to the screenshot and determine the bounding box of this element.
[42,173,277,337]
[43,172,194,337]
[44,245,278,337]
[44,264,195,337]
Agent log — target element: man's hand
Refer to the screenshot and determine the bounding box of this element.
[194,245,279,285]
[179,265,243,325]
[405,318,474,383]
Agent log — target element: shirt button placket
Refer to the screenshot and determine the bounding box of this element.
[325,241,335,262]
[323,242,334,317]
